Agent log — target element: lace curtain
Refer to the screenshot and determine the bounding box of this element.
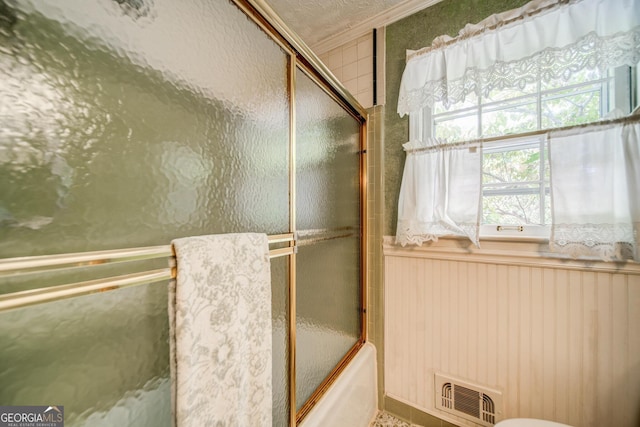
[394,0,640,259]
[397,0,640,115]
[396,140,481,246]
[549,121,640,261]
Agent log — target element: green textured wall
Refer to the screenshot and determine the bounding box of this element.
[383,0,530,235]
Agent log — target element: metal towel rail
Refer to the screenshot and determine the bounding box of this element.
[0,233,295,312]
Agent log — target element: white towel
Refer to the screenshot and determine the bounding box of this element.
[169,233,272,427]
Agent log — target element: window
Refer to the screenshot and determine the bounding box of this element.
[396,0,640,256]
[409,65,639,238]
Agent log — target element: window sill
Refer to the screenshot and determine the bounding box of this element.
[382,235,640,275]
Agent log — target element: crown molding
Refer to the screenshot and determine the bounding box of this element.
[311,0,443,55]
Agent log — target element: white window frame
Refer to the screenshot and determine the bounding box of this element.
[479,134,550,239]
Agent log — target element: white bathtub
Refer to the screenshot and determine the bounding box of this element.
[79,332,377,427]
[299,342,378,427]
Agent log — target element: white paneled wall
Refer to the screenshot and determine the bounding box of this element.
[384,239,640,427]
[318,33,374,108]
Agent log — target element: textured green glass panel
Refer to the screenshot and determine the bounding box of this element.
[0,0,290,426]
[0,283,171,426]
[294,68,361,411]
[0,0,289,258]
[295,238,361,410]
[270,256,290,427]
[294,70,361,231]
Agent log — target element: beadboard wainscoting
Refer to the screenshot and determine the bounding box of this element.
[383,237,640,427]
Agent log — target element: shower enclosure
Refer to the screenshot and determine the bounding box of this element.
[0,0,367,425]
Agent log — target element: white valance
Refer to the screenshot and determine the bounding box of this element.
[397,0,640,116]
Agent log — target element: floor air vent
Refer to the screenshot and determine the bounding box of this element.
[435,373,502,426]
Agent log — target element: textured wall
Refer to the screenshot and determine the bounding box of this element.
[382,0,530,235]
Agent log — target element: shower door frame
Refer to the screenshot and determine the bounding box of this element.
[292,61,368,424]
[231,0,369,424]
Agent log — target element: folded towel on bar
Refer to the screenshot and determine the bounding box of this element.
[169,233,272,427]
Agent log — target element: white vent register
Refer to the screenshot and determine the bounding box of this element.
[435,373,502,426]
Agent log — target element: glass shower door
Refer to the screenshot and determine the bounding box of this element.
[0,0,291,425]
[0,0,367,425]
[294,66,363,417]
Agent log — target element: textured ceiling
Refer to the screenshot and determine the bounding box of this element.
[265,0,408,47]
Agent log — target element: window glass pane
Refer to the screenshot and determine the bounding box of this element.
[541,67,606,91]
[482,145,541,185]
[482,100,537,137]
[484,85,536,103]
[482,137,550,227]
[541,85,603,128]
[482,187,542,225]
[434,111,478,140]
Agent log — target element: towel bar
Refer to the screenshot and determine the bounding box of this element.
[0,233,295,312]
[0,233,294,277]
